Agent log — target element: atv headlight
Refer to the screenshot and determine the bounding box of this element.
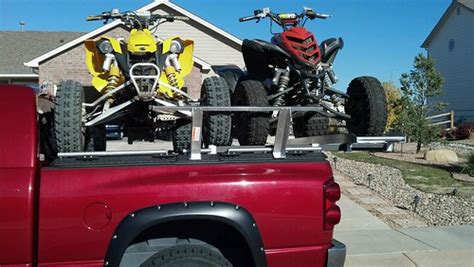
[98,40,114,54]
[169,39,184,54]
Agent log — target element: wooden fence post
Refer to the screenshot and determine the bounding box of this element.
[450,111,454,129]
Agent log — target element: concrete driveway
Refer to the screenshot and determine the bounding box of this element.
[335,194,474,267]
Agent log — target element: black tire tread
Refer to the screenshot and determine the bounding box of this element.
[293,115,329,137]
[140,244,232,267]
[201,76,232,146]
[54,80,85,152]
[346,76,387,136]
[232,80,269,145]
[173,120,191,153]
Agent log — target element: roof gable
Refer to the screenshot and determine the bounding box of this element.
[422,0,474,48]
[25,0,243,70]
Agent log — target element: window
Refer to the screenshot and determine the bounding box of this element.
[449,39,455,52]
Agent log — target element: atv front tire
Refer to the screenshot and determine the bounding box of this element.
[54,80,87,153]
[293,114,329,137]
[201,76,232,147]
[54,80,106,153]
[232,80,269,145]
[345,76,387,136]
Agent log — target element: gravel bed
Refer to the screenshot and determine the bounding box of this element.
[429,142,474,157]
[329,154,473,226]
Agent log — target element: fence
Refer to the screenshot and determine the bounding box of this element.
[426,111,454,130]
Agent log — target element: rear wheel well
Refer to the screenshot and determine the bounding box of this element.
[126,219,255,267]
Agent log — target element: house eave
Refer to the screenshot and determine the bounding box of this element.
[0,74,39,78]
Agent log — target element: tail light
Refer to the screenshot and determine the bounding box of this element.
[323,180,341,230]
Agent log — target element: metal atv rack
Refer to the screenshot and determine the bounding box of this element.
[150,105,356,160]
[56,106,407,162]
[57,106,358,160]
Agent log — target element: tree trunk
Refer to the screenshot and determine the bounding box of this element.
[416,142,421,153]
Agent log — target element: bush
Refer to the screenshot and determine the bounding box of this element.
[445,123,474,140]
[462,154,474,176]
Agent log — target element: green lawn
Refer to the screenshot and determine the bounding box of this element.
[334,151,474,197]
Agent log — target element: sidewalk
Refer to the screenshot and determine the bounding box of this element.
[335,195,474,267]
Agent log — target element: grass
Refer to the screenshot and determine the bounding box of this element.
[334,151,474,197]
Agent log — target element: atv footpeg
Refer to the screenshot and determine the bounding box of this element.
[129,63,160,101]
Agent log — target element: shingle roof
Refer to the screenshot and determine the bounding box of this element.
[422,0,474,48]
[25,0,240,70]
[459,0,474,10]
[0,31,84,75]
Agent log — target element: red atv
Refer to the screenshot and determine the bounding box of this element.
[228,7,387,145]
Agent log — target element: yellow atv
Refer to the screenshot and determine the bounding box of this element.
[54,9,232,153]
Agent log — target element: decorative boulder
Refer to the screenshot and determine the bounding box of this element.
[424,149,458,164]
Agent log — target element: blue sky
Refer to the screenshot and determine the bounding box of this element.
[0,0,450,89]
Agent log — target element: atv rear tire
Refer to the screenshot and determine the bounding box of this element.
[346,76,387,136]
[173,119,191,153]
[86,124,107,151]
[293,115,329,137]
[201,76,232,147]
[54,80,87,153]
[232,80,269,145]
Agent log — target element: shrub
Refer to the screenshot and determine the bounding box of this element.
[462,153,474,176]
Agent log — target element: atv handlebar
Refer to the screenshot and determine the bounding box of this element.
[86,10,189,27]
[86,15,104,21]
[239,15,259,22]
[239,7,330,28]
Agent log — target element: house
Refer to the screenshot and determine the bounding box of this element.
[421,0,474,123]
[1,0,244,97]
[0,31,84,85]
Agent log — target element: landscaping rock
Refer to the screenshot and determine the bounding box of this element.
[329,154,472,227]
[424,149,458,164]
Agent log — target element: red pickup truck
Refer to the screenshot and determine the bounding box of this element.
[0,85,345,267]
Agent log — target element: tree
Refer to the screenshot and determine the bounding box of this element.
[382,81,401,132]
[395,53,444,153]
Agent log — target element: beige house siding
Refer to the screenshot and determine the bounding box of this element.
[427,4,474,122]
[151,6,244,67]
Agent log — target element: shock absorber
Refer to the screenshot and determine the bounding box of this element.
[164,54,181,88]
[105,64,121,92]
[273,68,290,106]
[165,68,178,88]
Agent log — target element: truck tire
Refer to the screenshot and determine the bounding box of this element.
[54,80,86,153]
[140,244,232,267]
[345,76,387,136]
[201,76,232,147]
[232,80,269,145]
[173,120,191,153]
[293,115,329,137]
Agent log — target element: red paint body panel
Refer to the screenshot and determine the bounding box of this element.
[0,84,339,266]
[278,26,321,65]
[38,162,334,264]
[0,85,37,265]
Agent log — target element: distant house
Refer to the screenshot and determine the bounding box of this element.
[421,0,474,123]
[0,31,83,85]
[1,0,243,97]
